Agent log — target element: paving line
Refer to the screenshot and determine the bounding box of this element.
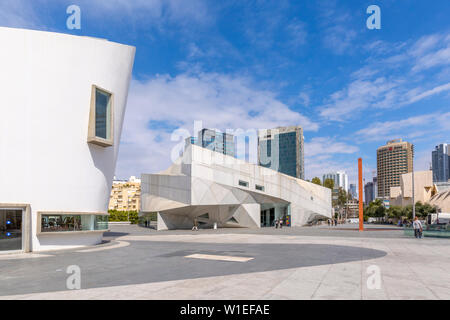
[184,253,254,262]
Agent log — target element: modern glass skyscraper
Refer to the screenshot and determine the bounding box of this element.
[186,129,236,157]
[432,144,450,183]
[323,171,349,192]
[257,126,305,180]
[349,183,357,198]
[364,182,375,205]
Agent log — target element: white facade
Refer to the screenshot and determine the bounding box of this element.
[141,145,332,229]
[0,28,135,252]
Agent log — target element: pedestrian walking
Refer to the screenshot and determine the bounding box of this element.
[279,218,283,229]
[327,219,331,226]
[413,217,423,239]
[275,219,279,229]
[192,218,199,231]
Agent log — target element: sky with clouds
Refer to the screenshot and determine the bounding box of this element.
[1,0,449,187]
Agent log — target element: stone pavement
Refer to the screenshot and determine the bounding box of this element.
[0,225,449,300]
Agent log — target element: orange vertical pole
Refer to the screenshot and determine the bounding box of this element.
[358,158,364,231]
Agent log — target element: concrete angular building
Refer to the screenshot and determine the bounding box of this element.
[141,145,332,230]
[0,28,135,252]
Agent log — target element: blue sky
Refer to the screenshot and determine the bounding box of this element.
[1,0,449,186]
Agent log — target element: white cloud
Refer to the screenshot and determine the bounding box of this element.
[305,137,359,158]
[304,137,360,185]
[116,72,318,178]
[319,77,399,121]
[355,112,450,142]
[406,82,450,104]
[319,32,450,121]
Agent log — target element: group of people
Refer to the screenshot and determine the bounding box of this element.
[274,218,284,229]
[327,219,338,226]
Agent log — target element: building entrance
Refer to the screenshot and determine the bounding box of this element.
[260,204,290,227]
[0,209,22,252]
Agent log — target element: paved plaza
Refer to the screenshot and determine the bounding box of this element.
[0,224,449,300]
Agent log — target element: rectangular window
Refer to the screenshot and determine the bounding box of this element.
[88,85,114,147]
[40,214,108,233]
[238,180,249,187]
[255,184,265,191]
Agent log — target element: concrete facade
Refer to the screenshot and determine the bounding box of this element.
[141,145,331,230]
[377,139,414,199]
[389,171,435,207]
[0,27,135,251]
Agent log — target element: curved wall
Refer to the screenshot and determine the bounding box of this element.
[0,27,135,250]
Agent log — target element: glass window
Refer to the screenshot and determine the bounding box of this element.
[88,85,113,147]
[41,214,108,233]
[239,180,249,187]
[0,210,22,251]
[255,184,265,191]
[95,89,111,140]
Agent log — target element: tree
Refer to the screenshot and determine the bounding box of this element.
[415,202,437,219]
[364,199,386,220]
[323,178,335,190]
[387,206,402,220]
[311,177,322,186]
[108,210,139,224]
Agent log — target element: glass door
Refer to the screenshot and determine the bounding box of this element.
[0,210,23,251]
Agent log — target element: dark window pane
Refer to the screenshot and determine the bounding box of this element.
[95,89,111,139]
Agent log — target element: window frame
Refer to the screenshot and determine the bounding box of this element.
[238,180,249,188]
[87,85,114,147]
[37,211,109,235]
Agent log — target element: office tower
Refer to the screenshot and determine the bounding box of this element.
[377,139,414,199]
[349,183,357,198]
[322,171,349,192]
[364,182,374,206]
[373,177,378,199]
[186,129,236,157]
[258,126,305,179]
[431,144,450,182]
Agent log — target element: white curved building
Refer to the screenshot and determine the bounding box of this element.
[0,27,135,252]
[141,145,332,230]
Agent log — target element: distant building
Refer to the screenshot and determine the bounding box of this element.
[323,171,349,192]
[109,176,141,212]
[364,182,375,206]
[389,171,435,207]
[349,183,357,198]
[258,126,305,179]
[345,199,360,218]
[186,129,235,157]
[377,139,414,199]
[432,144,450,183]
[373,177,378,199]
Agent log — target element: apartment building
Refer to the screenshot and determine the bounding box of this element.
[109,176,141,211]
